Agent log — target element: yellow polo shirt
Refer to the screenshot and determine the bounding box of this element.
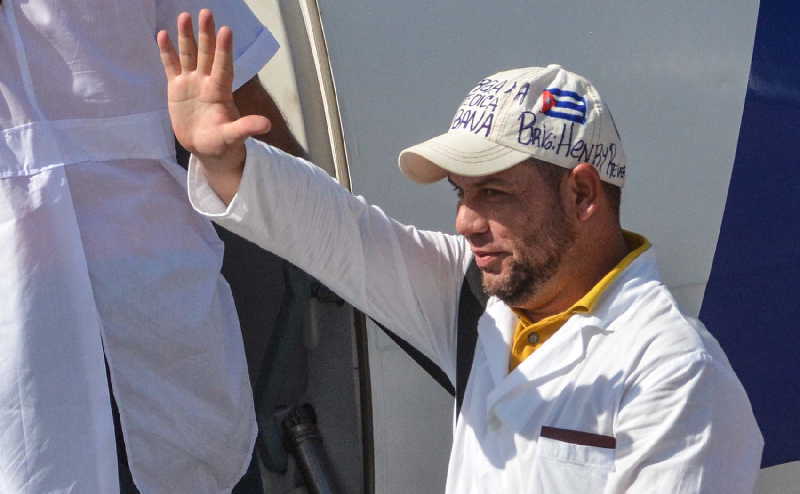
[508,231,651,371]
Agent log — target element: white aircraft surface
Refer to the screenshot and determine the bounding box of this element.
[236,1,798,492]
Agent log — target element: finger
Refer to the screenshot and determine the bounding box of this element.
[157,30,181,79]
[196,9,216,74]
[177,12,198,72]
[222,115,272,144]
[211,26,235,91]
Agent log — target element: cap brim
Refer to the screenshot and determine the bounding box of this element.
[398,131,531,184]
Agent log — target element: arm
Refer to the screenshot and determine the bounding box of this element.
[234,77,305,158]
[157,10,471,378]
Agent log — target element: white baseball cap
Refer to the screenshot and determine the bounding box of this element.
[399,65,627,187]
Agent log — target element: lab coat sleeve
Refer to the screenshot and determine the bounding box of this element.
[606,349,764,494]
[188,138,472,381]
[155,0,279,89]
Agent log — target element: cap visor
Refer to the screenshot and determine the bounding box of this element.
[399,131,531,183]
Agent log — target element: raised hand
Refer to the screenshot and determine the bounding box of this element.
[157,10,270,201]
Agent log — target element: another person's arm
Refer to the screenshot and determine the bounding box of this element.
[234,76,305,157]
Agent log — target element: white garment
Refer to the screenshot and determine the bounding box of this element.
[0,2,278,493]
[189,139,765,493]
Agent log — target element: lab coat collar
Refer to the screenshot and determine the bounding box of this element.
[477,297,516,388]
[486,314,601,431]
[477,248,663,430]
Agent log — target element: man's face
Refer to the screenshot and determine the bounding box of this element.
[450,163,576,307]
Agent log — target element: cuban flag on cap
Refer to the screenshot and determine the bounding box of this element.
[539,88,587,124]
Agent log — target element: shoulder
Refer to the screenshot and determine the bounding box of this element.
[598,250,735,382]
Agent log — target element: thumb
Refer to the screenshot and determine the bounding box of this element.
[222,115,272,144]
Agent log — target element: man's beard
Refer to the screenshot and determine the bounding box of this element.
[481,208,576,306]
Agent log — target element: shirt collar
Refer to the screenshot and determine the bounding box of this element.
[514,230,651,326]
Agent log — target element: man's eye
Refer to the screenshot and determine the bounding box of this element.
[483,188,504,197]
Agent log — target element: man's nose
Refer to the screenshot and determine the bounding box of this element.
[455,203,489,237]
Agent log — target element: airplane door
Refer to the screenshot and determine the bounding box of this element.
[219,2,370,493]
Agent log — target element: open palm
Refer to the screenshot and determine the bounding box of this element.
[157,10,270,170]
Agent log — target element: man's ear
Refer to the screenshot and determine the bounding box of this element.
[567,163,602,222]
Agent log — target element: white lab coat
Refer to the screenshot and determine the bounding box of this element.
[0,2,277,492]
[189,139,764,493]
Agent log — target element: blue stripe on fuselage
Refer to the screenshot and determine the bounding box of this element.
[700,1,800,468]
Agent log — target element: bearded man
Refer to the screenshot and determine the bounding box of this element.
[159,12,764,493]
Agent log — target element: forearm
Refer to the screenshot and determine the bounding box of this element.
[189,139,471,374]
[234,77,305,158]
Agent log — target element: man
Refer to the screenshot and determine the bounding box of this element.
[0,3,300,493]
[159,12,764,493]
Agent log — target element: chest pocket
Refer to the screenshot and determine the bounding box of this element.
[530,434,615,493]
